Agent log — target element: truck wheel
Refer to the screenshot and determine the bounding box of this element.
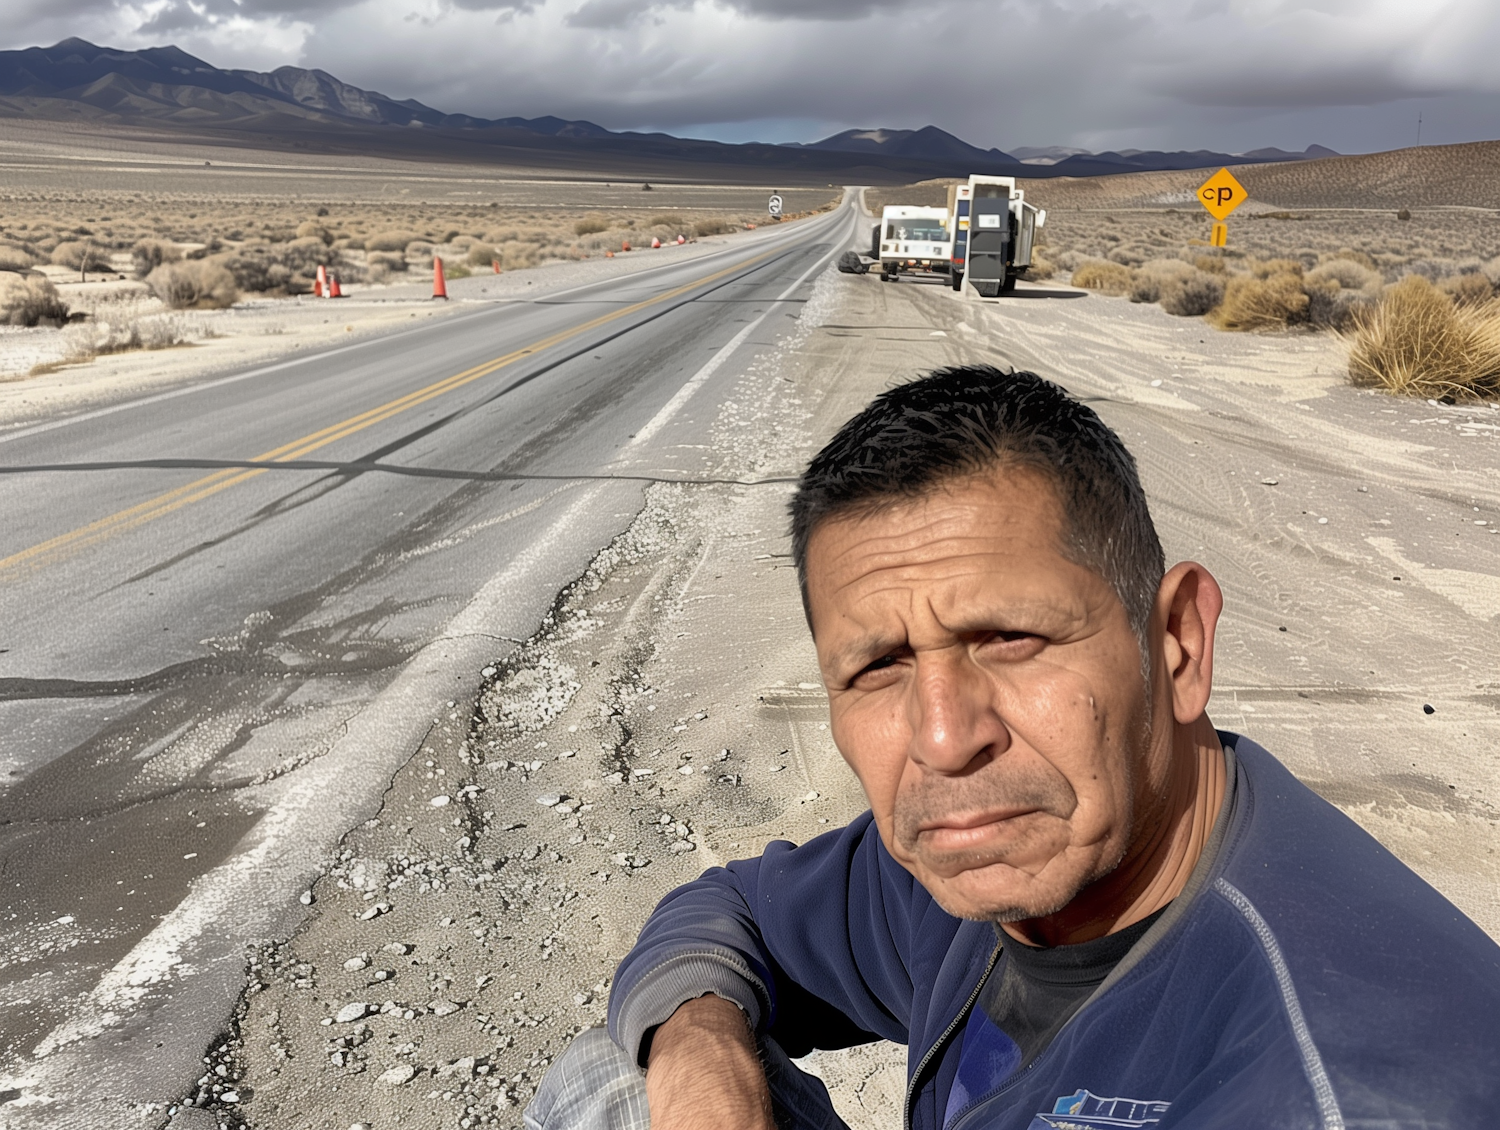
[1000,271,1017,294]
[880,269,891,282]
[951,271,964,292]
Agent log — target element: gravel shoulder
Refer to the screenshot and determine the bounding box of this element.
[207,271,1499,1130]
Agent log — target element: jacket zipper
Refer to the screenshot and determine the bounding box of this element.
[903,942,1003,1130]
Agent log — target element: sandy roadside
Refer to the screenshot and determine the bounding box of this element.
[0,224,801,434]
[192,270,1498,1130]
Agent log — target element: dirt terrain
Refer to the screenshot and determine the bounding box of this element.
[185,265,1500,1130]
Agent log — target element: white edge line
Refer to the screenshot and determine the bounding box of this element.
[1214,878,1345,1130]
[625,221,848,451]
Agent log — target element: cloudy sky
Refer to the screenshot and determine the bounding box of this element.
[4,0,1500,154]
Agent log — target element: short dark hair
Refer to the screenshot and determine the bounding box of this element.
[789,366,1165,640]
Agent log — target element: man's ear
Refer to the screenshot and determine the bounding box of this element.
[1155,562,1223,725]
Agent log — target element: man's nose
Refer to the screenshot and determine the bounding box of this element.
[906,649,1009,773]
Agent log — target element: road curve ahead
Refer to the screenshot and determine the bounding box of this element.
[0,196,859,1123]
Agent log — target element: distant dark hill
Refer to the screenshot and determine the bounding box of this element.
[0,40,1340,184]
[790,126,1016,166]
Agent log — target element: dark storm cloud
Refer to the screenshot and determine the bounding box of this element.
[2,0,1498,153]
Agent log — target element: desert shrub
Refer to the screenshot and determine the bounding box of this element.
[343,237,365,251]
[465,243,497,267]
[405,240,435,264]
[649,214,683,229]
[1209,272,1309,331]
[1347,276,1500,400]
[366,230,419,252]
[0,245,37,271]
[1302,280,1374,331]
[1248,258,1304,280]
[499,242,543,270]
[147,260,239,309]
[0,273,69,326]
[693,218,731,238]
[1325,248,1377,271]
[132,238,181,279]
[487,228,520,244]
[366,251,408,273]
[1071,259,1135,295]
[1397,208,1412,221]
[443,263,472,279]
[1306,259,1381,293]
[1129,259,1194,304]
[1027,255,1055,281]
[51,240,112,272]
[1193,255,1228,275]
[295,221,333,245]
[213,241,339,295]
[1440,273,1495,307]
[1160,272,1226,317]
[1482,257,1500,288]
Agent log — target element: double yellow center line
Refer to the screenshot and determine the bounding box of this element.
[1,246,779,578]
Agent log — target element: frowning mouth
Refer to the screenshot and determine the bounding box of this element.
[918,807,1041,835]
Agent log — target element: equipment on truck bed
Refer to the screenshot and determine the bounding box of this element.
[948,176,1046,297]
[877,206,953,283]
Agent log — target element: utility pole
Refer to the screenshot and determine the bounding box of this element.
[1416,111,1422,148]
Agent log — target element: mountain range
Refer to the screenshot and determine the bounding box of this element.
[0,40,1338,182]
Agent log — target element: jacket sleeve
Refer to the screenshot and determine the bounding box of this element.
[607,812,922,1064]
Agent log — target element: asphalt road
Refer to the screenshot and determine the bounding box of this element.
[0,197,857,1122]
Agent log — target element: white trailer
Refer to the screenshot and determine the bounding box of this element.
[877,206,953,282]
[948,176,1046,296]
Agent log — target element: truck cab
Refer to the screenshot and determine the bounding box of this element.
[878,206,953,282]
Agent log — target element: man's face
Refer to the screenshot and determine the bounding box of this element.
[806,467,1168,923]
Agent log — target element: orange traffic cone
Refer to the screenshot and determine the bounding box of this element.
[651,237,661,249]
[605,251,615,258]
[314,263,326,297]
[492,260,500,274]
[621,240,631,252]
[676,234,686,244]
[432,256,448,300]
[328,272,343,298]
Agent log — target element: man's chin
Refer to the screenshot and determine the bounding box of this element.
[916,859,1081,924]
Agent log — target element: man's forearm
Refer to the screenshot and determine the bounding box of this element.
[645,994,775,1130]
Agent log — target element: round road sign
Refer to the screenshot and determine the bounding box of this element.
[767,194,784,216]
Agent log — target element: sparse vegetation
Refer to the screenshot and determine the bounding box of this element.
[51,240,112,274]
[1071,260,1134,294]
[1209,271,1310,331]
[132,238,181,279]
[0,273,69,326]
[573,216,609,236]
[147,260,239,309]
[1346,276,1500,400]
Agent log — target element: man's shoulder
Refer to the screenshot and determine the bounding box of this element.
[1221,732,1496,947]
[1207,733,1500,1058]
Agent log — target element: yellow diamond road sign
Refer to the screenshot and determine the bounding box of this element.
[1197,167,1248,220]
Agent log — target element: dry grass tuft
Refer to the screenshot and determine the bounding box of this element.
[1440,272,1495,307]
[1346,275,1500,400]
[0,273,69,326]
[573,216,609,237]
[1071,259,1135,295]
[147,260,239,309]
[1209,271,1310,331]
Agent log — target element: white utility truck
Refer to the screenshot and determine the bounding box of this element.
[948,176,1046,296]
[877,206,953,282]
